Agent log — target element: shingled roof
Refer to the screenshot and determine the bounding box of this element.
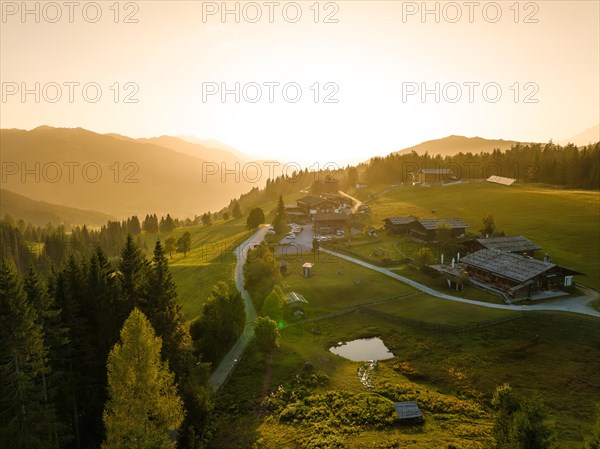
[313,212,350,222]
[393,401,423,420]
[460,249,557,283]
[417,168,453,175]
[476,236,541,253]
[297,196,330,207]
[417,218,469,230]
[384,217,417,225]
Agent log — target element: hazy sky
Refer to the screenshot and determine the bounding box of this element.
[1,1,599,165]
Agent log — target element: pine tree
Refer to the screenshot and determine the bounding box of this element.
[273,195,287,233]
[145,240,190,378]
[118,235,148,309]
[231,200,242,219]
[0,263,54,448]
[102,308,184,449]
[23,265,67,447]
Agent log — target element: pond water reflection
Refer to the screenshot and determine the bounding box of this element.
[329,337,394,361]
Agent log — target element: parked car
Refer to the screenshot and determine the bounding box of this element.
[336,230,345,236]
[286,234,297,239]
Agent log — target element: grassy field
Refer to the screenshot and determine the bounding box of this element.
[167,183,599,448]
[142,217,252,320]
[277,253,414,314]
[357,182,600,290]
[277,251,516,323]
[209,311,600,449]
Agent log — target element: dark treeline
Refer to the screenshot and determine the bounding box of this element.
[0,212,206,276]
[0,236,218,448]
[364,142,600,189]
[220,142,599,219]
[222,166,359,219]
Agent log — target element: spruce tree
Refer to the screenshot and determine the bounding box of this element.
[231,200,242,219]
[145,240,190,378]
[118,235,148,309]
[0,264,54,448]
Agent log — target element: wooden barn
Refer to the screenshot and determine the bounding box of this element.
[459,249,581,300]
[383,217,417,235]
[412,168,456,184]
[410,219,469,242]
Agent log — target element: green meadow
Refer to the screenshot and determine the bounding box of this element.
[159,182,599,449]
[141,217,251,320]
[355,182,600,290]
[209,311,600,449]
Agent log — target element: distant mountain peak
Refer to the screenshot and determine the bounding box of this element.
[392,135,528,158]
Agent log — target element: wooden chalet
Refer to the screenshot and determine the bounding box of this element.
[313,212,350,233]
[284,204,309,222]
[459,249,581,300]
[296,195,340,215]
[412,168,456,184]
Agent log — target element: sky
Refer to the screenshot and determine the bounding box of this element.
[1,0,599,166]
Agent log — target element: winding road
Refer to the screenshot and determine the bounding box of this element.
[208,226,269,392]
[320,248,600,318]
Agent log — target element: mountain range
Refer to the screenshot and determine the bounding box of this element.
[392,135,526,158]
[1,126,260,219]
[2,126,597,222]
[0,188,115,228]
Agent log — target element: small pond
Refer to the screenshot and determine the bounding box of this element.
[329,337,395,361]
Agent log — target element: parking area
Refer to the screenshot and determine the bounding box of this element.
[278,223,315,254]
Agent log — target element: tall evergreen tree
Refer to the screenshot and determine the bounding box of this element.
[272,195,287,233]
[145,240,190,378]
[0,264,54,448]
[102,308,184,449]
[23,265,68,447]
[118,235,148,309]
[231,200,242,219]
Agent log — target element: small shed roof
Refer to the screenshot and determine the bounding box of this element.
[417,218,469,230]
[476,236,541,253]
[417,168,453,175]
[393,401,423,420]
[384,217,416,225]
[487,175,516,186]
[286,291,309,305]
